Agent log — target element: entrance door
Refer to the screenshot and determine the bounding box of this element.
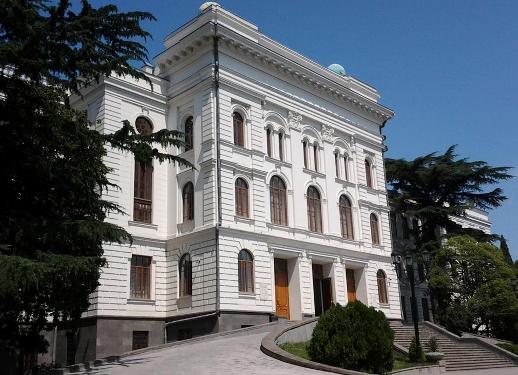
[274,258,290,319]
[346,268,356,302]
[322,277,333,311]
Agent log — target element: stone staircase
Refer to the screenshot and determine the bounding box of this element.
[390,321,517,371]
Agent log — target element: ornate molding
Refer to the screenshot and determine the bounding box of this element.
[288,110,302,130]
[321,124,335,142]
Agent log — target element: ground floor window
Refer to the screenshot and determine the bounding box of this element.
[132,331,149,350]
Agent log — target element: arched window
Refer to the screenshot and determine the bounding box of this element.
[238,249,254,293]
[184,116,193,152]
[179,253,192,297]
[134,117,153,223]
[235,178,249,218]
[182,182,194,222]
[303,140,308,168]
[377,270,388,304]
[278,132,284,161]
[313,144,319,172]
[370,213,380,245]
[343,155,349,181]
[365,159,373,188]
[233,112,244,147]
[334,152,340,178]
[266,128,272,157]
[270,176,287,225]
[307,186,322,233]
[339,195,353,239]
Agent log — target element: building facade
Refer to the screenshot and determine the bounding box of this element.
[48,3,401,365]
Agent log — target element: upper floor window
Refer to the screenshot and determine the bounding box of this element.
[370,213,380,245]
[238,249,254,293]
[278,132,284,161]
[343,155,349,181]
[184,116,193,152]
[266,128,272,157]
[377,270,388,304]
[133,117,153,223]
[270,176,287,226]
[334,152,340,178]
[365,159,373,188]
[339,195,353,240]
[182,182,194,222]
[235,178,249,218]
[130,255,151,299]
[313,144,319,172]
[303,140,308,168]
[179,253,192,297]
[233,112,244,147]
[307,186,322,233]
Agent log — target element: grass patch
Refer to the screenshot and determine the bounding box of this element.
[497,343,518,355]
[279,341,424,373]
[279,341,310,360]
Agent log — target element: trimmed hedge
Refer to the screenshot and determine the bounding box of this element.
[308,302,394,374]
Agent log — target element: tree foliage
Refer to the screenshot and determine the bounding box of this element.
[386,145,512,246]
[0,0,187,371]
[500,235,514,265]
[428,236,518,341]
[309,302,394,374]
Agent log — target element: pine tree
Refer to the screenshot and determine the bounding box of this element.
[385,146,512,314]
[0,1,188,372]
[386,146,512,247]
[500,235,514,265]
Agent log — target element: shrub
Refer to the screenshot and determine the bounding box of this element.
[427,337,439,352]
[308,301,394,374]
[408,336,426,362]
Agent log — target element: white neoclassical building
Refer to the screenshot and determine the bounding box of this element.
[53,2,401,365]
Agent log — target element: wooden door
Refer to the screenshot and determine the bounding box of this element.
[346,268,356,302]
[322,277,333,312]
[274,258,290,319]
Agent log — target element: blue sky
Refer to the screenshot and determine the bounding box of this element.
[98,0,518,258]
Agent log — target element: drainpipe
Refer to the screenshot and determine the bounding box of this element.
[213,18,222,322]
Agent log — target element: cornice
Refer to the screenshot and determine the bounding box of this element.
[155,16,394,124]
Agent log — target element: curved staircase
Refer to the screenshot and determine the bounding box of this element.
[390,321,517,372]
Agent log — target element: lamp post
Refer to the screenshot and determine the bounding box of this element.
[392,251,430,351]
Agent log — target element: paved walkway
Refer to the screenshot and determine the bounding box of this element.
[71,326,517,375]
[74,330,327,375]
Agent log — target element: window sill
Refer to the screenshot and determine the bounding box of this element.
[265,156,292,168]
[177,295,192,309]
[335,177,355,186]
[127,298,155,305]
[239,292,256,299]
[379,303,390,308]
[266,222,291,230]
[235,216,255,224]
[128,221,158,230]
[303,168,326,178]
[177,221,194,234]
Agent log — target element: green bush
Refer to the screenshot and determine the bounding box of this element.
[408,336,426,362]
[308,301,394,374]
[427,337,439,352]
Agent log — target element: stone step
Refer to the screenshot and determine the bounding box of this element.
[446,363,516,371]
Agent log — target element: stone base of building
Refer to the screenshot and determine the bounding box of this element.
[38,311,273,367]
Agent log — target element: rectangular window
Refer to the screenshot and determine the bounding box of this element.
[266,128,272,157]
[130,255,152,299]
[133,161,153,223]
[132,331,149,350]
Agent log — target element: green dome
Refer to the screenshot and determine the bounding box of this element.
[328,63,346,76]
[199,2,220,12]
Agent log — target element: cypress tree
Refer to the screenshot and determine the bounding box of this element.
[500,235,514,265]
